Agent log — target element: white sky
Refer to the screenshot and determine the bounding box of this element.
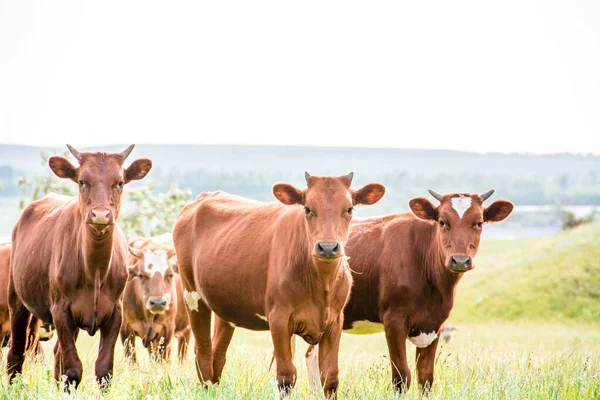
[0,1,599,154]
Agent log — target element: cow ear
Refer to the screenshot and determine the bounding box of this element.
[353,183,386,205]
[272,183,304,205]
[484,200,514,222]
[48,156,77,181]
[124,158,152,183]
[409,197,438,220]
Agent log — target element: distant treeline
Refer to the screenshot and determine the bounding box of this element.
[3,163,597,209]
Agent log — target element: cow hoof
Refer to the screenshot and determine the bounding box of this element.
[277,378,295,396]
[62,369,81,390]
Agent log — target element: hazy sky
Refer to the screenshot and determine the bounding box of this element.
[1,1,599,154]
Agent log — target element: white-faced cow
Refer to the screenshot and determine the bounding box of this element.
[306,189,513,393]
[121,234,190,362]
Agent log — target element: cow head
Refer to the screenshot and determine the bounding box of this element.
[409,189,513,273]
[128,244,177,314]
[48,144,152,230]
[273,172,385,263]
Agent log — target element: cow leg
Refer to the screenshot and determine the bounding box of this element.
[6,281,32,383]
[383,313,411,393]
[415,337,440,392]
[188,300,214,384]
[270,318,296,395]
[95,304,122,388]
[177,327,191,362]
[120,323,137,363]
[212,315,235,384]
[318,318,343,398]
[52,320,81,389]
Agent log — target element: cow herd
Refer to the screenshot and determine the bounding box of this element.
[0,145,513,397]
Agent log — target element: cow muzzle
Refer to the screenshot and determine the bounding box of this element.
[88,208,113,226]
[315,242,341,260]
[449,255,473,272]
[147,297,169,314]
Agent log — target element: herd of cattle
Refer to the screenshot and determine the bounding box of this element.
[0,145,513,397]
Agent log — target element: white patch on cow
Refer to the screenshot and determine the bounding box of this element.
[306,344,321,392]
[345,320,385,335]
[143,250,170,277]
[408,331,438,348]
[451,195,472,219]
[228,321,236,328]
[255,314,268,322]
[184,290,202,312]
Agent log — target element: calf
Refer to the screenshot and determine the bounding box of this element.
[306,189,513,393]
[173,172,385,397]
[120,234,190,362]
[7,144,151,388]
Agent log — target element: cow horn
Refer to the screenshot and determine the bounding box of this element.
[347,172,354,182]
[305,171,311,182]
[120,144,135,161]
[66,144,83,163]
[128,245,144,258]
[480,189,495,202]
[428,189,444,202]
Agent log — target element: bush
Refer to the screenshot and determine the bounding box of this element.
[560,209,595,230]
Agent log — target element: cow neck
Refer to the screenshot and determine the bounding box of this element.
[81,223,115,284]
[310,251,346,323]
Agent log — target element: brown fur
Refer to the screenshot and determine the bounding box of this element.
[311,191,513,393]
[7,145,151,388]
[120,234,190,362]
[173,173,385,397]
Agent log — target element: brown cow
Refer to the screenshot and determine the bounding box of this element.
[120,234,190,362]
[7,144,151,388]
[173,172,385,397]
[0,242,54,356]
[306,189,513,393]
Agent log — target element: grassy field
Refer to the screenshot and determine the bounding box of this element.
[0,223,598,399]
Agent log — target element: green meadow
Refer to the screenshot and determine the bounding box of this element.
[1,222,599,399]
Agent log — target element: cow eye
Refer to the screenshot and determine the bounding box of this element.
[78,180,85,187]
[477,221,484,228]
[347,207,354,215]
[118,181,124,187]
[304,206,312,215]
[439,220,446,228]
[137,273,142,278]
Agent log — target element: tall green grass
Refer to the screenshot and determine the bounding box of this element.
[0,322,598,399]
[0,222,599,398]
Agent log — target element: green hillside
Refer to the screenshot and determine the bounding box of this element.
[452,221,600,323]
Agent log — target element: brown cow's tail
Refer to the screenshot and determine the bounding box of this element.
[269,335,297,372]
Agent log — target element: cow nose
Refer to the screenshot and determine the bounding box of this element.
[450,256,471,271]
[149,298,168,308]
[316,242,340,259]
[90,209,111,225]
